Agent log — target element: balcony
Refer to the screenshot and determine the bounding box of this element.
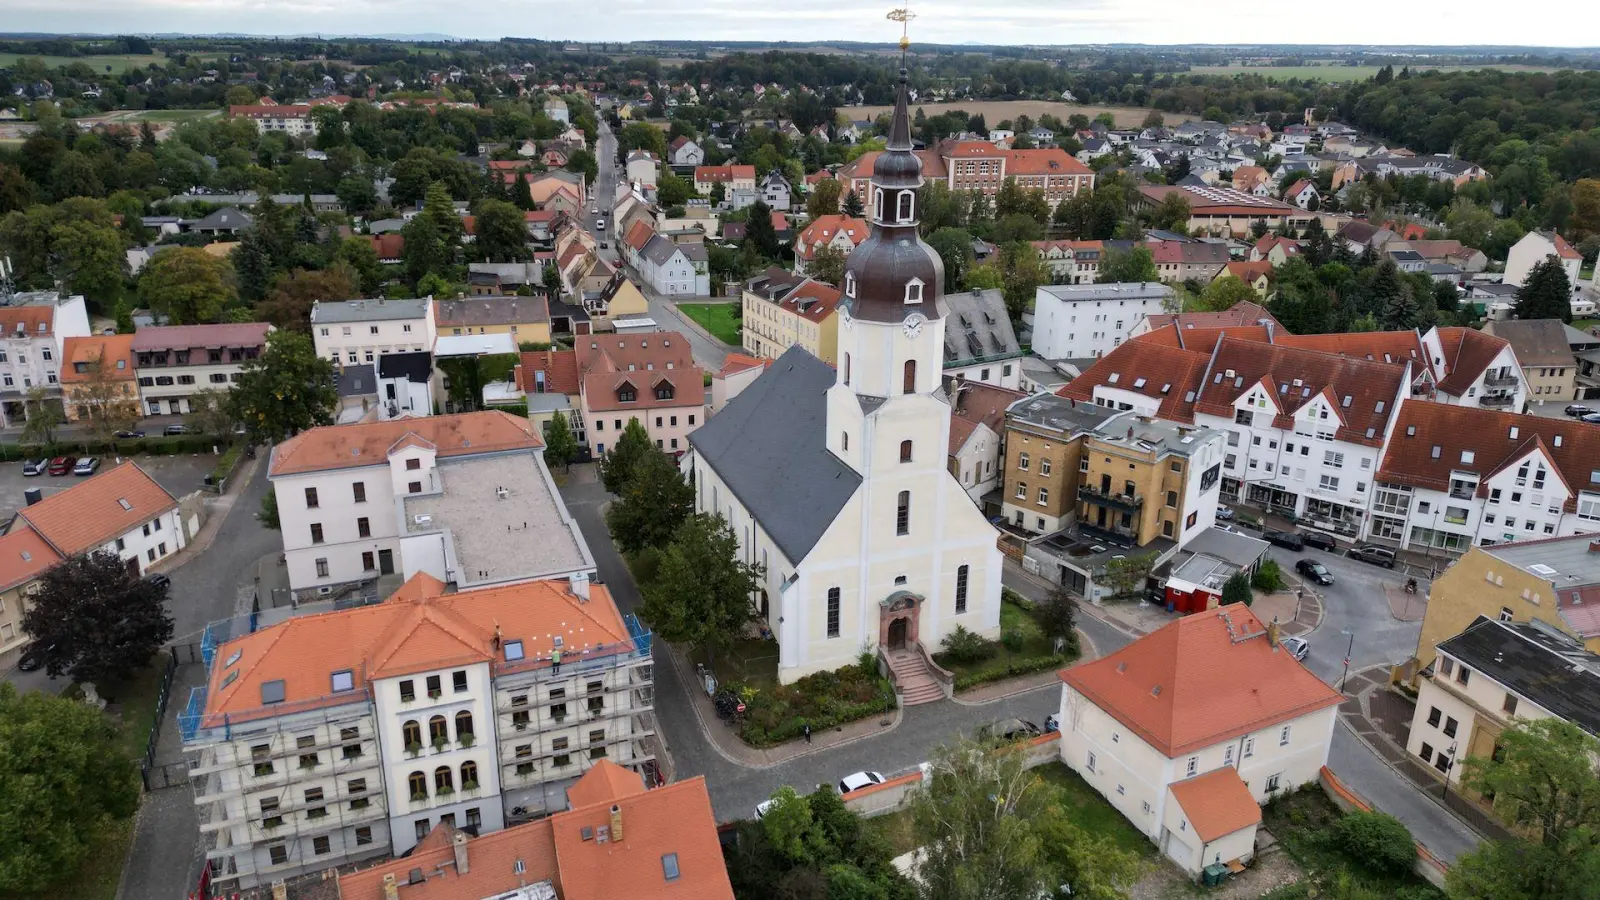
[1076,520,1137,546]
[1478,394,1517,408]
[1483,372,1520,387]
[1077,485,1144,512]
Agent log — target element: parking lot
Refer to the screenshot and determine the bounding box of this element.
[0,452,221,517]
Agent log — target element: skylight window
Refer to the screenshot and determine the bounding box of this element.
[1133,377,1147,389]
[225,649,242,668]
[261,679,286,705]
[331,670,354,692]
[1107,373,1120,384]
[504,640,525,661]
[118,498,132,511]
[220,670,239,689]
[662,853,681,881]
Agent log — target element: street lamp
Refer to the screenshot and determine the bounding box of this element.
[1338,627,1356,693]
[1440,741,1458,801]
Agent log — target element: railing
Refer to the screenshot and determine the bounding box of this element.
[1478,394,1516,408]
[1077,485,1144,512]
[1483,372,1519,387]
[200,613,258,668]
[1077,520,1137,544]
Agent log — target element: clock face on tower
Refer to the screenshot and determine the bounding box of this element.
[904,313,925,338]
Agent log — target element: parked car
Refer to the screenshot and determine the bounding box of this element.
[72,457,100,476]
[16,643,53,672]
[1215,505,1235,521]
[163,424,188,435]
[1347,544,1398,569]
[755,798,776,820]
[1583,413,1600,425]
[1295,559,1334,585]
[46,456,73,476]
[1043,713,1060,733]
[144,573,172,591]
[1567,404,1592,418]
[1300,531,1339,552]
[21,458,46,476]
[837,771,886,795]
[979,717,1041,744]
[1262,530,1304,551]
[113,430,145,439]
[1281,636,1310,661]
[596,219,606,231]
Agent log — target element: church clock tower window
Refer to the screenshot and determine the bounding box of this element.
[896,491,910,536]
[896,191,914,223]
[904,279,923,304]
[903,360,916,394]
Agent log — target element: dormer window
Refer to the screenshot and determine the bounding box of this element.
[844,272,856,298]
[896,190,914,223]
[617,384,637,403]
[654,381,674,401]
[905,279,924,305]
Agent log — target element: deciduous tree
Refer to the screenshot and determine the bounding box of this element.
[135,246,236,324]
[606,450,694,553]
[258,264,357,331]
[598,417,654,493]
[638,513,762,670]
[22,551,173,686]
[1197,275,1260,312]
[542,410,578,471]
[1094,246,1160,284]
[20,385,63,446]
[806,243,847,286]
[72,355,140,443]
[471,198,533,263]
[229,330,337,443]
[805,177,841,218]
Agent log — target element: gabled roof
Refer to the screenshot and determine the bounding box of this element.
[1487,319,1575,367]
[1131,324,1272,353]
[1434,327,1511,396]
[625,219,655,252]
[0,526,63,593]
[1140,300,1279,332]
[552,775,734,900]
[1193,337,1406,447]
[575,331,704,413]
[202,573,629,726]
[688,346,860,563]
[520,348,581,395]
[436,295,550,328]
[1057,340,1210,424]
[564,758,645,809]
[1222,260,1274,284]
[60,334,136,384]
[1168,767,1263,842]
[949,381,1025,455]
[269,411,539,477]
[718,353,772,378]
[14,462,179,557]
[795,215,868,259]
[779,280,842,324]
[1059,605,1342,757]
[943,289,1022,365]
[130,322,270,353]
[0,305,54,337]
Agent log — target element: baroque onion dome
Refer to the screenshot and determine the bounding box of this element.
[840,64,944,325]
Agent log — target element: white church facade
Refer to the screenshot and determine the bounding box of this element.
[684,71,1004,685]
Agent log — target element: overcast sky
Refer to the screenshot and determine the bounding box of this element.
[6,0,1595,50]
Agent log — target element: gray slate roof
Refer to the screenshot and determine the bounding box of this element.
[337,363,376,397]
[942,289,1022,365]
[311,297,431,324]
[189,207,252,231]
[641,234,682,267]
[1438,616,1600,735]
[688,345,861,563]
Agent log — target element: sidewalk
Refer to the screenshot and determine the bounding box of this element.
[147,450,261,577]
[1337,664,1510,843]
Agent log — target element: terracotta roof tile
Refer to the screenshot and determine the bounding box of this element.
[575,332,705,414]
[1432,327,1512,396]
[552,776,734,900]
[1131,324,1272,352]
[0,305,54,337]
[795,215,868,260]
[949,381,1025,454]
[337,819,560,900]
[202,574,631,727]
[1004,147,1093,176]
[14,462,178,557]
[519,349,581,395]
[565,758,646,809]
[625,220,656,252]
[778,281,842,323]
[1274,330,1425,366]
[1168,767,1262,842]
[129,322,270,352]
[0,526,63,593]
[1140,301,1279,332]
[1059,605,1342,756]
[717,353,772,377]
[365,233,405,259]
[1223,260,1274,284]
[269,412,541,477]
[1058,340,1210,424]
[60,334,136,384]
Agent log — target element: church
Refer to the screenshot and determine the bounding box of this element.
[685,63,1005,685]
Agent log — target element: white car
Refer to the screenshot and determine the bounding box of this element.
[596,219,606,231]
[837,771,886,795]
[1281,636,1310,661]
[755,798,776,819]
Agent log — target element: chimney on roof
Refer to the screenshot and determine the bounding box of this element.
[1589,540,1600,554]
[382,874,399,900]
[1266,618,1281,650]
[569,571,590,601]
[610,804,624,842]
[452,830,470,875]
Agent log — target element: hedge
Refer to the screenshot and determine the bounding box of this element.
[0,434,231,461]
[954,653,1072,692]
[737,660,896,748]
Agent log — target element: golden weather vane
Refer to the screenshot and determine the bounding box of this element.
[886,7,916,51]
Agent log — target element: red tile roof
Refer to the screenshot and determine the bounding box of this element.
[1253,234,1301,260]
[60,334,136,384]
[576,332,705,414]
[1131,324,1272,352]
[1223,261,1274,284]
[1140,300,1279,333]
[1193,337,1406,447]
[14,462,178,557]
[0,305,54,337]
[1274,330,1425,366]
[564,758,644,809]
[1057,340,1210,424]
[519,349,581,395]
[779,280,842,323]
[1059,605,1342,756]
[1377,402,1600,511]
[1005,147,1093,176]
[625,220,656,252]
[796,215,868,260]
[129,322,270,353]
[365,233,405,260]
[717,353,772,377]
[1552,231,1582,260]
[269,412,541,477]
[949,381,1025,454]
[1434,327,1511,396]
[1169,767,1263,842]
[202,573,630,727]
[0,526,63,593]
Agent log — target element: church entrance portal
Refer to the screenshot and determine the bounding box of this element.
[878,590,922,651]
[887,617,908,650]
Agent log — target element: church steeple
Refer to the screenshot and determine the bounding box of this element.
[839,12,943,326]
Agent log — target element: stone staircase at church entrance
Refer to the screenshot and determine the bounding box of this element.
[886,647,946,706]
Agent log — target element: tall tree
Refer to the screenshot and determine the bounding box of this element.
[22,551,173,686]
[258,265,357,331]
[1515,257,1574,323]
[471,199,533,263]
[806,243,847,286]
[639,513,762,670]
[135,247,236,324]
[745,199,781,259]
[0,683,140,894]
[184,388,238,438]
[999,241,1049,325]
[841,189,864,218]
[1146,192,1191,233]
[47,218,126,309]
[606,450,695,553]
[542,410,578,471]
[1198,276,1261,312]
[1095,246,1160,284]
[926,227,975,290]
[229,330,337,443]
[599,417,654,493]
[401,214,448,287]
[805,178,841,219]
[20,385,63,446]
[335,238,384,296]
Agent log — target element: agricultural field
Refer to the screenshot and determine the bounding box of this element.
[92,109,220,124]
[1189,62,1563,82]
[850,99,1191,129]
[0,52,168,72]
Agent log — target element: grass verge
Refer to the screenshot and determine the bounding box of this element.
[678,302,742,345]
[1034,762,1156,858]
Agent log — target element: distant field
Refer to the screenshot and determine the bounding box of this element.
[851,99,1190,129]
[1190,63,1562,82]
[0,52,167,72]
[103,109,219,123]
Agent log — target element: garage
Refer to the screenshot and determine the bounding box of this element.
[1162,828,1197,869]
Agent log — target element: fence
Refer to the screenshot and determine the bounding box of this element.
[139,647,185,791]
[838,732,1063,819]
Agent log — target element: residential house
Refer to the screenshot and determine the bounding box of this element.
[942,289,1024,389]
[189,207,254,237]
[739,268,842,366]
[668,137,704,168]
[793,215,869,276]
[1031,282,1175,361]
[1337,221,1398,255]
[0,293,90,427]
[1148,240,1230,284]
[574,332,706,457]
[1130,301,1279,337]
[637,236,709,297]
[1231,166,1269,193]
[583,272,650,328]
[760,170,793,212]
[1283,178,1319,210]
[436,296,552,346]
[1216,261,1274,299]
[363,233,405,264]
[947,380,1025,511]
[229,104,316,136]
[59,333,137,422]
[710,353,770,415]
[1482,319,1577,404]
[335,363,378,424]
[528,171,587,213]
[312,298,436,367]
[334,768,730,900]
[184,572,654,894]
[268,412,592,598]
[998,393,1121,535]
[1391,240,1488,274]
[132,323,269,416]
[1504,230,1583,288]
[0,527,62,666]
[1057,605,1342,878]
[625,150,660,188]
[1388,249,1429,274]
[1032,240,1105,284]
[1250,235,1302,267]
[1408,616,1600,800]
[5,461,184,576]
[610,193,657,245]
[467,262,549,296]
[692,165,756,196]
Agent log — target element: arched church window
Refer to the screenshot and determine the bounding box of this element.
[900,440,912,463]
[903,360,916,394]
[897,190,914,223]
[874,188,884,219]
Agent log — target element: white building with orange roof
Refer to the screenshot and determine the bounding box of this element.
[793,214,868,276]
[6,459,184,576]
[182,571,655,893]
[1057,604,1342,877]
[268,411,594,599]
[0,290,90,427]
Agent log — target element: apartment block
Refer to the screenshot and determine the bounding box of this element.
[132,323,270,416]
[312,297,437,366]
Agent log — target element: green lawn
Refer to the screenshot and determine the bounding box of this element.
[1263,787,1444,897]
[1573,318,1600,332]
[678,302,742,345]
[118,109,219,123]
[0,52,167,72]
[1034,763,1156,858]
[936,600,1071,688]
[701,637,779,692]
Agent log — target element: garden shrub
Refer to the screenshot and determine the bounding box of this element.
[935,625,997,665]
[1253,558,1285,592]
[953,653,1071,691]
[1331,810,1417,876]
[1001,586,1032,610]
[737,657,895,747]
[1000,629,1024,652]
